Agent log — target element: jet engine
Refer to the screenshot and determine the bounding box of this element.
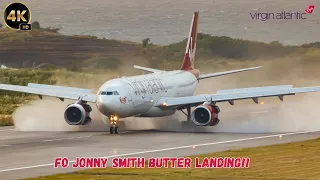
[64,101,92,125]
[191,102,220,126]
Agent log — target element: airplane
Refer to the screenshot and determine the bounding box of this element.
[0,11,319,134]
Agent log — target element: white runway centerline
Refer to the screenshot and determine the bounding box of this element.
[0,130,319,173]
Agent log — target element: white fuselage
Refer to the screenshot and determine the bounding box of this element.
[96,70,198,118]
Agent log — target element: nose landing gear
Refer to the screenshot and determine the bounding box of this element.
[109,115,119,134]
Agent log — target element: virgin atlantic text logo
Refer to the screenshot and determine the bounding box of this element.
[250,5,315,21]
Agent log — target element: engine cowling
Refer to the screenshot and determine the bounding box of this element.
[64,102,92,125]
[191,102,220,126]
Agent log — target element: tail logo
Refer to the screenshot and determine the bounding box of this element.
[181,11,199,70]
[305,5,315,14]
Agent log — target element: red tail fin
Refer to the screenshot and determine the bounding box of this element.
[181,11,199,70]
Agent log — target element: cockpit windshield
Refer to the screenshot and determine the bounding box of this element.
[99,91,120,95]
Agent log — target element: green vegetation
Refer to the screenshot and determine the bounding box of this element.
[26,138,320,180]
[0,69,56,125]
[142,38,151,48]
[0,115,13,126]
[143,33,320,68]
[81,56,122,71]
[32,21,41,29]
[0,21,319,70]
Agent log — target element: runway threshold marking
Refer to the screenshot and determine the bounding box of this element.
[0,130,319,173]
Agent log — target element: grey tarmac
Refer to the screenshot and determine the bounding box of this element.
[0,126,319,180]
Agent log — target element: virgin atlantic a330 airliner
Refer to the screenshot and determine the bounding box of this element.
[1,12,319,134]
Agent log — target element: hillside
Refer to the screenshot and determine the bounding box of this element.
[0,28,139,69]
[0,27,319,71]
[0,26,320,126]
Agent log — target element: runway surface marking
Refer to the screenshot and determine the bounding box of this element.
[250,111,269,114]
[42,135,93,142]
[0,145,10,147]
[0,129,319,173]
[0,129,15,132]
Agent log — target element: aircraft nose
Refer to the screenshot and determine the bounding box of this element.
[96,95,113,116]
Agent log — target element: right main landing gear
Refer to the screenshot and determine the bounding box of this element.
[109,115,119,134]
[209,118,220,126]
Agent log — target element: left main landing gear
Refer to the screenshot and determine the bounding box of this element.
[109,115,119,134]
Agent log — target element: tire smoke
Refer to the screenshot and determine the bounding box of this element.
[148,93,320,133]
[13,98,109,131]
[12,60,320,133]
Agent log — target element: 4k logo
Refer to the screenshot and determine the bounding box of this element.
[3,2,32,30]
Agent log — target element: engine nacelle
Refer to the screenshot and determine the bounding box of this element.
[191,102,220,126]
[64,101,92,125]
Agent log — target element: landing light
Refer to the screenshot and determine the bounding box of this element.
[162,102,167,106]
[114,116,118,121]
[260,101,264,105]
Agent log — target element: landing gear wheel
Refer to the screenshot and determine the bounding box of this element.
[109,126,114,134]
[210,118,220,126]
[114,126,118,134]
[109,115,120,134]
[109,125,119,134]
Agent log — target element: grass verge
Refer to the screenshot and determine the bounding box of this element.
[26,138,320,180]
[0,69,56,125]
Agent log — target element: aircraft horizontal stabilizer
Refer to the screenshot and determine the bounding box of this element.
[134,65,164,73]
[198,66,262,80]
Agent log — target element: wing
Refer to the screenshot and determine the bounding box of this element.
[154,85,320,109]
[134,65,164,73]
[0,83,97,102]
[198,66,262,80]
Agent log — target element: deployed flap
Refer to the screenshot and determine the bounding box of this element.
[198,66,262,80]
[134,65,164,73]
[216,85,293,94]
[0,84,96,102]
[154,85,320,109]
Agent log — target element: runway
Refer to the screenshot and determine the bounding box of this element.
[0,126,319,180]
